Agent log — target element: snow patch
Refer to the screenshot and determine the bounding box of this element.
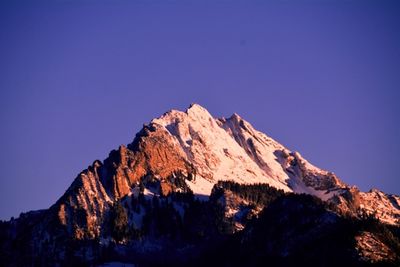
[185,176,214,199]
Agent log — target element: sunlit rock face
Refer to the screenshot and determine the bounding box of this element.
[1,104,399,267]
[39,104,400,242]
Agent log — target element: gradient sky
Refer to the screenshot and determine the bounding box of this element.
[1,0,399,220]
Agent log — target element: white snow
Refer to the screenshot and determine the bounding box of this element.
[288,173,341,201]
[151,104,349,198]
[148,104,399,226]
[143,187,158,199]
[185,176,215,199]
[152,104,291,192]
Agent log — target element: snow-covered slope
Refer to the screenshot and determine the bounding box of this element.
[147,104,399,226]
[47,103,400,238]
[151,103,344,197]
[2,103,399,267]
[152,105,289,191]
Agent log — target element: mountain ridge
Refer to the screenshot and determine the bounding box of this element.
[0,103,399,266]
[47,103,399,239]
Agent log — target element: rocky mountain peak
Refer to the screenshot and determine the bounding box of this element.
[49,105,400,232]
[1,104,399,267]
[186,102,212,116]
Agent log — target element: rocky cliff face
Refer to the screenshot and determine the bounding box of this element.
[42,103,400,242]
[1,104,399,266]
[359,189,400,225]
[52,120,197,240]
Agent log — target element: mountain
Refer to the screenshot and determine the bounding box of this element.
[0,103,399,266]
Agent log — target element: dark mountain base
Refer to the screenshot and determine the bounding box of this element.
[2,182,398,267]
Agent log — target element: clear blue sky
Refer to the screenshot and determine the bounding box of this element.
[1,0,399,220]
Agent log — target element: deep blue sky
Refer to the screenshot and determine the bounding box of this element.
[1,0,399,220]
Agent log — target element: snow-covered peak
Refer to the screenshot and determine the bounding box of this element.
[186,103,212,116]
[229,112,243,121]
[60,103,399,227]
[148,104,349,198]
[151,103,212,128]
[36,103,400,245]
[292,151,329,175]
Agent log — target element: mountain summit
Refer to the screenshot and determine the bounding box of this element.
[1,104,399,266]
